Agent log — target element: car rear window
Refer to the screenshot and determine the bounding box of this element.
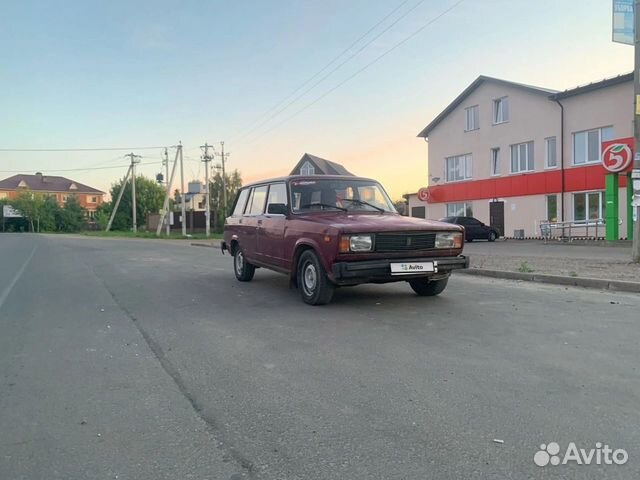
[232,189,250,216]
[246,185,268,215]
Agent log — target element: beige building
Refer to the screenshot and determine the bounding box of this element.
[407,74,634,238]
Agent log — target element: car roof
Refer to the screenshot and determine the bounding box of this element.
[241,175,380,189]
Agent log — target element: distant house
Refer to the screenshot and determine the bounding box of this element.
[290,153,354,176]
[177,181,207,212]
[0,172,105,219]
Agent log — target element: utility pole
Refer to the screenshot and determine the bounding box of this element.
[106,163,133,232]
[200,143,213,237]
[632,0,640,261]
[179,142,187,237]
[163,148,171,236]
[215,141,230,217]
[156,145,181,236]
[125,153,142,232]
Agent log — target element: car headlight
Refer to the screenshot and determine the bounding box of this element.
[435,232,463,249]
[341,235,373,252]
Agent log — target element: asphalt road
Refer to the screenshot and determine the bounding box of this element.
[1,234,639,480]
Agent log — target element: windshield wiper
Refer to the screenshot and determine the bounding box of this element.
[299,203,347,212]
[340,198,385,213]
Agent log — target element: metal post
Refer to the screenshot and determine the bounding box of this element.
[632,0,640,261]
[106,165,132,232]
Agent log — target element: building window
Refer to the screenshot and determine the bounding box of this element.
[546,195,558,222]
[411,206,426,218]
[88,196,97,203]
[445,154,472,182]
[573,126,614,165]
[300,161,315,176]
[510,141,534,173]
[493,97,509,124]
[0,192,7,199]
[490,148,500,176]
[545,137,557,168]
[573,191,604,222]
[465,105,479,131]
[446,202,473,217]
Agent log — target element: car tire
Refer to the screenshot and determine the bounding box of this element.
[408,277,449,296]
[488,231,497,242]
[233,245,255,282]
[297,250,335,305]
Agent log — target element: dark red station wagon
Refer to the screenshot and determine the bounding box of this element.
[222,175,469,305]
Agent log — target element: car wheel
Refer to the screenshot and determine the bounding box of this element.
[233,245,255,282]
[488,231,497,242]
[408,277,448,296]
[297,250,335,305]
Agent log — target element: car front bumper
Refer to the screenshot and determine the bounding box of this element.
[330,255,469,285]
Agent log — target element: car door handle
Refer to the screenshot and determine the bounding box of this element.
[257,219,263,226]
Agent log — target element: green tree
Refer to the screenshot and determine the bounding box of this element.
[40,196,60,231]
[209,169,242,232]
[107,175,166,230]
[11,192,49,232]
[55,196,86,232]
[94,202,111,230]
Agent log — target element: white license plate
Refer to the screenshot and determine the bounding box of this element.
[390,262,436,275]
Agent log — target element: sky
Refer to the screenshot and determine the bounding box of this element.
[0,0,634,200]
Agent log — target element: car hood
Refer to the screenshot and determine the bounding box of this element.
[297,213,464,233]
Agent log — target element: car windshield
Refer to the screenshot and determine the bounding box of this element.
[290,179,396,213]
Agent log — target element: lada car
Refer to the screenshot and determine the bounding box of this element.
[222,175,468,305]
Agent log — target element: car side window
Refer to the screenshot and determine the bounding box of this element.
[266,183,288,209]
[232,189,250,216]
[247,185,268,215]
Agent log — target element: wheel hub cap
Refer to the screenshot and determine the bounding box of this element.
[303,263,317,292]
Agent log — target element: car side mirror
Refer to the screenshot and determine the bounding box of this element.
[267,203,288,215]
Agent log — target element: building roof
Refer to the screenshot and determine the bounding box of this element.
[550,72,633,100]
[0,173,104,194]
[290,153,354,176]
[416,75,558,138]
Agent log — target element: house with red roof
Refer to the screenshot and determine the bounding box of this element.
[0,172,105,219]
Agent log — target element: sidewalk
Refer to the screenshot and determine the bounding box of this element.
[462,240,640,284]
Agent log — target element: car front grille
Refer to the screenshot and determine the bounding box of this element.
[375,232,436,252]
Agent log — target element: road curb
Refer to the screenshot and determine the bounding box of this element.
[190,241,221,248]
[457,268,640,293]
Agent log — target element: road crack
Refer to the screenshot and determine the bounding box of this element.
[87,262,257,479]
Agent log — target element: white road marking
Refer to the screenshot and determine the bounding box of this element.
[0,245,37,311]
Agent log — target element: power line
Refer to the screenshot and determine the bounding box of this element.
[228,0,416,142]
[243,0,465,146]
[0,146,170,152]
[0,161,163,174]
[231,0,425,140]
